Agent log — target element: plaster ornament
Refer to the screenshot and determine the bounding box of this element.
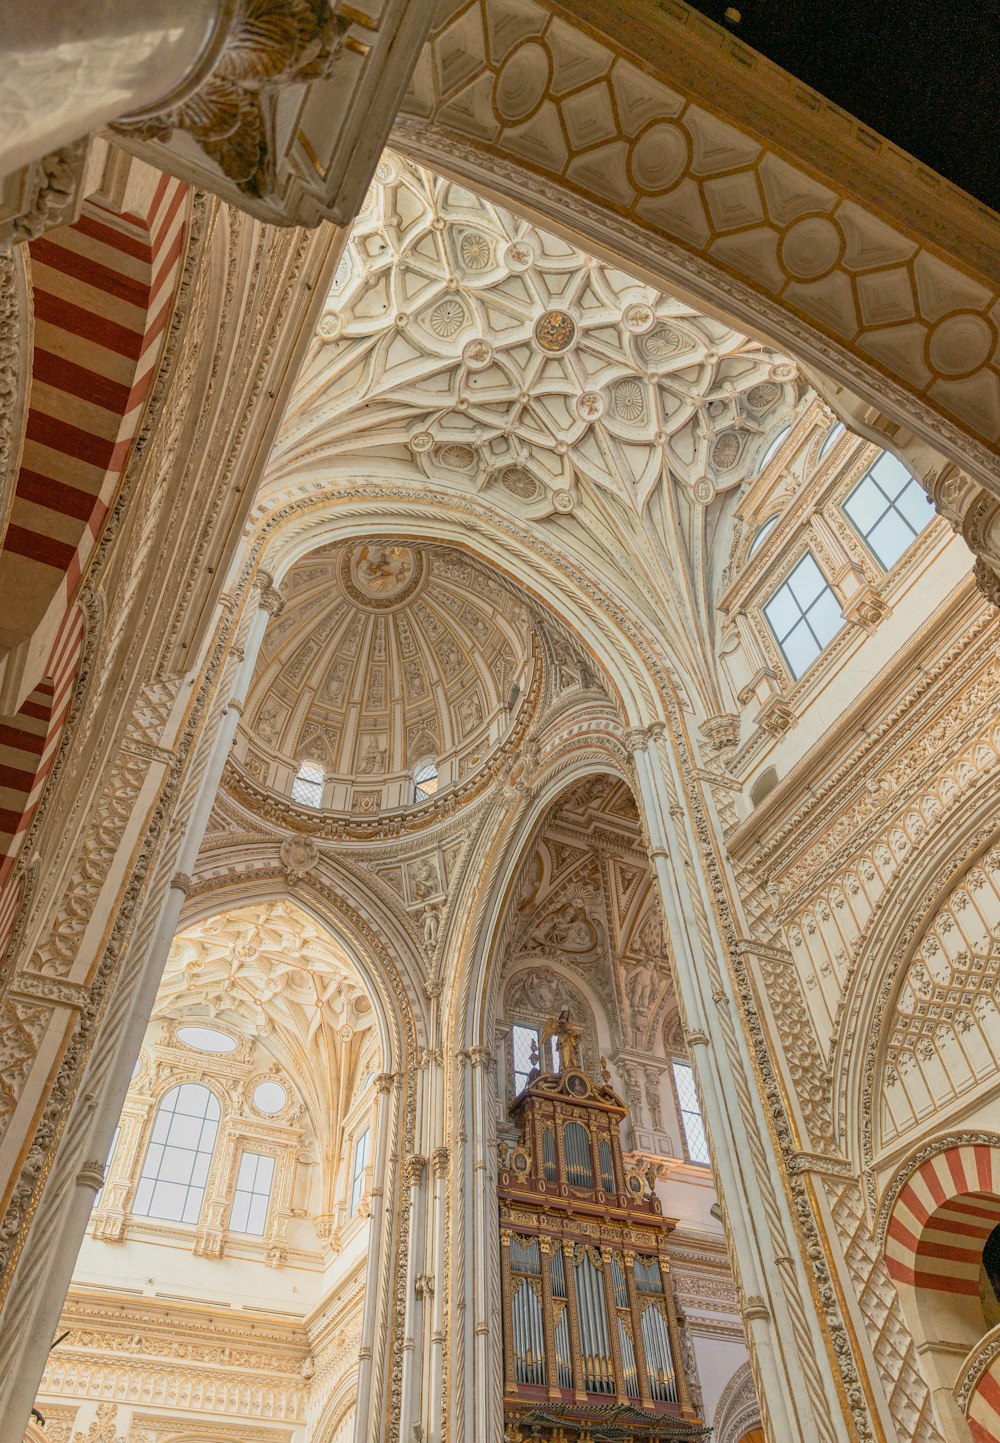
[278,836,317,877]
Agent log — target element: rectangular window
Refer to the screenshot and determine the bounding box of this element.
[671,1061,710,1166]
[511,1024,539,1093]
[764,551,844,680]
[843,453,935,571]
[350,1126,371,1215]
[229,1151,275,1235]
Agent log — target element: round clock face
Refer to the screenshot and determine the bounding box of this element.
[564,1071,590,1098]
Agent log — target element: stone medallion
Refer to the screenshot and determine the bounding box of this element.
[534,309,576,353]
[341,542,425,609]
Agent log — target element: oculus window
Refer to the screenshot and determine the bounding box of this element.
[671,1061,710,1166]
[843,453,935,571]
[176,1025,237,1053]
[756,425,791,474]
[252,1080,286,1114]
[292,759,324,807]
[764,552,845,680]
[819,420,845,460]
[350,1126,371,1215]
[133,1083,221,1224]
[229,1151,275,1235]
[747,515,779,559]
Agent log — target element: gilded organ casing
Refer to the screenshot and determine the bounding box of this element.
[498,1050,708,1442]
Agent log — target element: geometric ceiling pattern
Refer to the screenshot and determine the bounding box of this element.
[268,153,801,522]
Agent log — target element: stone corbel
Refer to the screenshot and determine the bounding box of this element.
[111,0,435,227]
[834,564,891,632]
[927,463,1000,607]
[754,695,796,738]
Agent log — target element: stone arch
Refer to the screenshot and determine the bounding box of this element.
[0,170,190,719]
[177,869,424,1075]
[878,1137,1000,1440]
[713,1360,763,1443]
[829,770,1000,1174]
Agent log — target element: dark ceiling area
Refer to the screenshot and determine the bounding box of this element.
[685,0,1000,214]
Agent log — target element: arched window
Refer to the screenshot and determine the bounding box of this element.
[350,1126,371,1215]
[134,1083,221,1224]
[292,759,324,807]
[412,757,439,803]
[671,1061,710,1165]
[747,514,779,558]
[755,424,791,474]
[818,419,845,459]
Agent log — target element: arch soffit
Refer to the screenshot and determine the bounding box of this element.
[244,488,695,724]
[447,750,633,1053]
[393,14,998,477]
[176,876,420,1069]
[829,779,1000,1173]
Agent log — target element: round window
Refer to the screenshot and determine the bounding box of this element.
[253,1080,287,1114]
[176,1025,237,1053]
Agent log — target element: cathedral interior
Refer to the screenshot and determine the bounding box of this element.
[1,5,999,1443]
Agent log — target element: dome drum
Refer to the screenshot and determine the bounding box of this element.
[234,541,536,819]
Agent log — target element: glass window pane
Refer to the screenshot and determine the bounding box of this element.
[781,621,821,679]
[134,1083,219,1226]
[786,554,824,609]
[805,588,845,647]
[765,551,842,679]
[844,477,887,534]
[896,479,936,532]
[230,1194,250,1233]
[868,512,914,570]
[818,420,844,459]
[870,451,911,501]
[844,455,934,571]
[763,585,797,643]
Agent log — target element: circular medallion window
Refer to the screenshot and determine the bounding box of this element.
[253,1080,287,1114]
[176,1025,238,1053]
[534,309,576,353]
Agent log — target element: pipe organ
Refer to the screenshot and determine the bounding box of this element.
[499,1035,708,1442]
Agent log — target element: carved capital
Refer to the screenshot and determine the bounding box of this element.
[699,712,741,753]
[405,1153,428,1186]
[113,0,350,200]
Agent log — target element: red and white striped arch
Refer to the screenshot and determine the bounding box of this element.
[0,170,189,915]
[968,1359,1000,1443]
[884,1143,1000,1296]
[3,174,188,660]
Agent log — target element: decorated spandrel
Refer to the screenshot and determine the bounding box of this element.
[499,1015,708,1443]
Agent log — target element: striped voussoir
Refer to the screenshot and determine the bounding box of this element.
[969,1361,1000,1443]
[2,173,188,636]
[0,604,84,898]
[0,173,188,915]
[885,1144,1000,1296]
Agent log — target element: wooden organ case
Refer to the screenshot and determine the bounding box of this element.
[499,1049,708,1442]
